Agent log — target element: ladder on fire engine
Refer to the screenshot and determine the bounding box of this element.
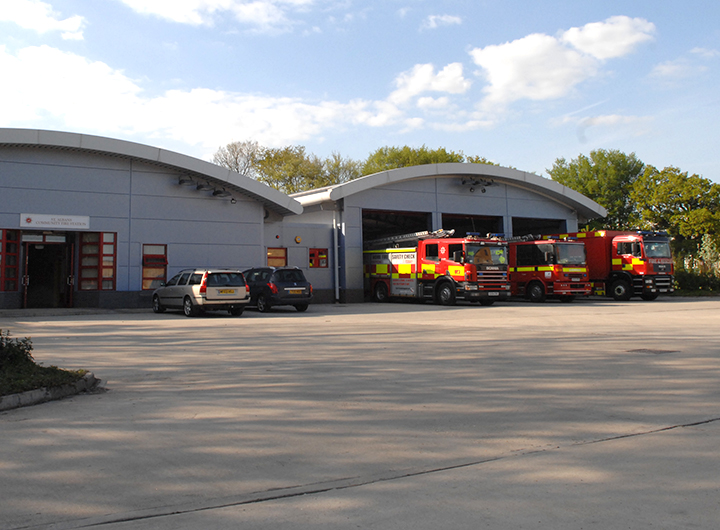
[364,229,456,249]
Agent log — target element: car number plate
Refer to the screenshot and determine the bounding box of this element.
[488,292,499,296]
[288,289,302,295]
[218,289,236,294]
[572,278,580,282]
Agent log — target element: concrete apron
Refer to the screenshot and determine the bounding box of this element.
[1,298,719,529]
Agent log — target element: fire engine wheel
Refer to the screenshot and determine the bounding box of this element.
[641,292,659,301]
[436,282,456,306]
[610,279,632,301]
[527,282,546,303]
[373,282,389,302]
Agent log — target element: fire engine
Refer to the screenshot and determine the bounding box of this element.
[508,235,591,303]
[363,229,510,306]
[543,230,674,301]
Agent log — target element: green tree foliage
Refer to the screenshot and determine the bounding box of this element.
[322,152,362,188]
[464,154,499,166]
[547,149,645,230]
[631,165,720,265]
[631,166,720,238]
[213,142,362,193]
[254,146,325,194]
[361,145,466,176]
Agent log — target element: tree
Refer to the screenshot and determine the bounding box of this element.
[323,152,362,187]
[630,165,720,263]
[213,142,363,193]
[464,154,498,166]
[361,145,465,176]
[254,146,325,194]
[212,140,260,179]
[547,149,645,230]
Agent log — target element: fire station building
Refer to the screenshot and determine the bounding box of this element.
[0,128,605,309]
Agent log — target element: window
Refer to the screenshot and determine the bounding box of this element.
[617,242,641,257]
[79,232,116,291]
[515,244,553,266]
[309,248,328,268]
[267,247,287,267]
[0,229,19,292]
[448,243,463,262]
[142,244,167,290]
[425,244,439,261]
[165,273,182,287]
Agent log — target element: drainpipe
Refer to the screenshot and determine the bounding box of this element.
[333,211,340,303]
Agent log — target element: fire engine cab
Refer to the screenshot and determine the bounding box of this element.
[544,230,674,301]
[363,230,510,306]
[508,235,591,303]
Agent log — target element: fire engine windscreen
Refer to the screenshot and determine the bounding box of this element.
[556,243,587,265]
[466,245,507,265]
[644,241,672,258]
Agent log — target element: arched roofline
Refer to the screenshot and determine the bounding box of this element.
[293,163,607,221]
[0,128,303,216]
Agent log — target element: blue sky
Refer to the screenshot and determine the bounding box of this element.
[1,0,719,182]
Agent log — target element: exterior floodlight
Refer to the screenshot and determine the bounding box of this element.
[196,182,213,191]
[213,189,231,197]
[178,176,194,186]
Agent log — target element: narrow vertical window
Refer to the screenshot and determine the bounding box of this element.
[0,230,20,292]
[142,244,167,290]
[80,232,116,291]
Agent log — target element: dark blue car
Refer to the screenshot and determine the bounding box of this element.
[242,267,313,312]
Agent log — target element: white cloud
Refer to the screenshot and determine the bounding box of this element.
[421,14,462,30]
[389,62,471,105]
[0,0,86,40]
[469,17,655,115]
[690,47,720,59]
[558,113,653,143]
[417,96,451,109]
[650,58,701,80]
[470,33,597,110]
[0,44,402,153]
[650,47,719,85]
[561,16,655,60]
[117,0,315,32]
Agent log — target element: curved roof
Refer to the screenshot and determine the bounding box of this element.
[0,128,302,216]
[293,163,607,221]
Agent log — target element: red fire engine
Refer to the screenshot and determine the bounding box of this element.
[543,230,674,301]
[363,230,510,306]
[508,235,591,303]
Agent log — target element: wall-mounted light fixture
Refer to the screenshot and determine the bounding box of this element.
[212,188,231,197]
[196,181,213,191]
[461,177,493,194]
[230,198,237,204]
[178,176,194,186]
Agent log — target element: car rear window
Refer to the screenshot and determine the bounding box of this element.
[276,270,306,282]
[206,272,246,287]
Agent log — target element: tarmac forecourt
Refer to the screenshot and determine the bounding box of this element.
[1,298,719,530]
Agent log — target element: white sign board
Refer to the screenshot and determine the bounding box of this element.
[20,214,90,230]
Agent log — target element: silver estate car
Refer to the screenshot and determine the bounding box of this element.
[152,269,250,317]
